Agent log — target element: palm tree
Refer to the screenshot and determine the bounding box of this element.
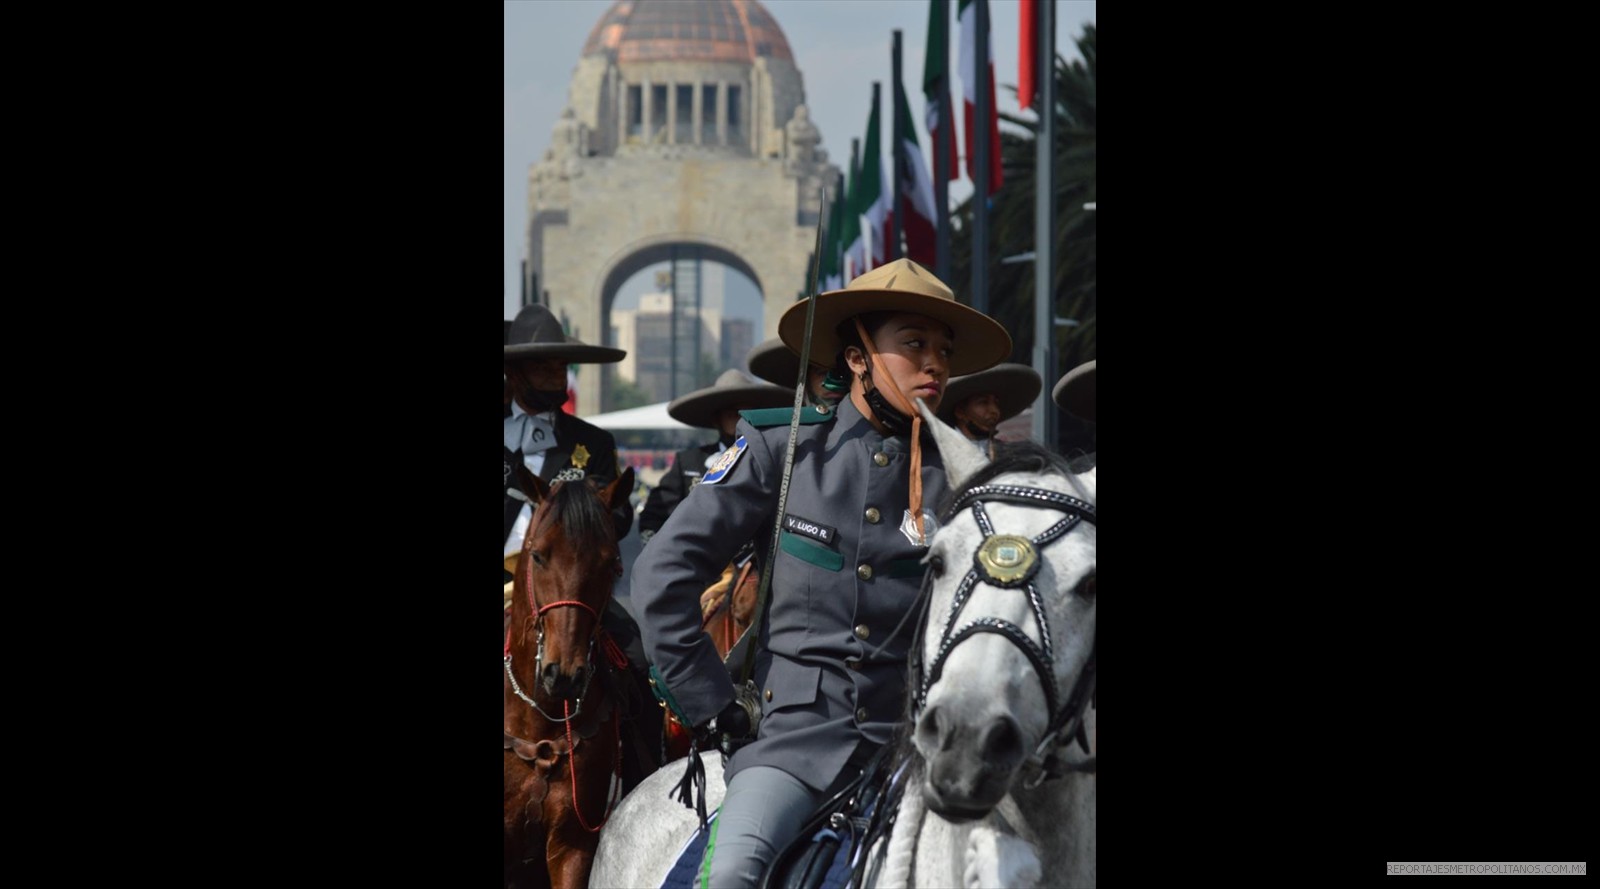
[950,25,1095,452]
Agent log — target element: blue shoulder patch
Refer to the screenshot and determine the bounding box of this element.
[699,436,749,485]
[739,404,835,427]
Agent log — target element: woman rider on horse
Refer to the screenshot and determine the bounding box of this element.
[629,258,1011,888]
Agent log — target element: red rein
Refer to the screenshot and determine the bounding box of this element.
[506,585,630,830]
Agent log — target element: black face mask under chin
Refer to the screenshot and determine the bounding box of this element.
[861,375,914,436]
[519,387,568,413]
[959,417,994,439]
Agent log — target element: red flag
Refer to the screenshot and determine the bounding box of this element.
[895,75,937,267]
[1019,0,1038,111]
[959,0,1003,193]
[562,368,577,415]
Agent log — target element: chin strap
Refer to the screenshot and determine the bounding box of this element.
[853,318,925,544]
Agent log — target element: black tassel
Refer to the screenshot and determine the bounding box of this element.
[672,737,709,831]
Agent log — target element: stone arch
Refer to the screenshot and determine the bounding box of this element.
[593,235,766,410]
[595,235,765,327]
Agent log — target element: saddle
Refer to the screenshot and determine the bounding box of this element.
[761,746,898,889]
[655,748,897,889]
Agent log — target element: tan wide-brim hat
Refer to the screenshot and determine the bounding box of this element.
[667,369,793,429]
[777,258,1012,377]
[745,337,816,389]
[504,304,625,364]
[1052,360,1096,423]
[938,363,1043,425]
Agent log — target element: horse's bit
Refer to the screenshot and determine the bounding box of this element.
[913,482,1097,785]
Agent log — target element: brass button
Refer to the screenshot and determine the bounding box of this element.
[856,707,869,722]
[857,563,873,580]
[815,403,830,415]
[873,452,889,466]
[865,507,881,524]
[854,624,871,640]
[765,689,773,702]
[846,659,861,671]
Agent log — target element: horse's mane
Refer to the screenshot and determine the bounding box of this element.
[535,478,614,549]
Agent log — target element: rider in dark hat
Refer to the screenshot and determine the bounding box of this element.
[503,303,660,789]
[638,369,792,543]
[631,258,1012,888]
[937,362,1043,460]
[745,337,847,411]
[1052,359,1095,424]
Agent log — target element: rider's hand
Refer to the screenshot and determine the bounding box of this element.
[713,699,751,739]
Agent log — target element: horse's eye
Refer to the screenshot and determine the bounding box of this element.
[928,554,945,578]
[1078,573,1095,600]
[530,551,547,568]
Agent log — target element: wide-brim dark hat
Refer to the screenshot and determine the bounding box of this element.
[746,337,816,388]
[937,363,1043,425]
[777,258,1012,377]
[667,369,793,429]
[504,304,624,364]
[1052,360,1096,422]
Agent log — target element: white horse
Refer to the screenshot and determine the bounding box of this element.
[862,402,1095,889]
[588,405,1095,889]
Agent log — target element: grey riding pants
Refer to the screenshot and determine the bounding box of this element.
[702,765,822,889]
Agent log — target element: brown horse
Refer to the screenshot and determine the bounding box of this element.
[504,465,638,889]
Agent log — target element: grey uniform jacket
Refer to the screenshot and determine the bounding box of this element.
[630,396,947,792]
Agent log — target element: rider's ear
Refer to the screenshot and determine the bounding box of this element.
[844,345,869,377]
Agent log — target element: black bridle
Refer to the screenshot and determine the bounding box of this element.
[911,481,1097,784]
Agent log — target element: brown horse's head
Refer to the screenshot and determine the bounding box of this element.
[507,463,634,704]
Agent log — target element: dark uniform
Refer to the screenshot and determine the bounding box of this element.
[636,441,725,540]
[501,407,633,543]
[630,394,946,792]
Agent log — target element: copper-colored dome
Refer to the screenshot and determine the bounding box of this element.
[582,0,794,65]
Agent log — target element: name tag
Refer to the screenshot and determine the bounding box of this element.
[783,513,837,545]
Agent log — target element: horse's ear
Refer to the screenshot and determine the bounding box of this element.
[915,397,989,491]
[600,466,635,513]
[515,463,550,507]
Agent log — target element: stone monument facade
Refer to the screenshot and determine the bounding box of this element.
[525,0,839,414]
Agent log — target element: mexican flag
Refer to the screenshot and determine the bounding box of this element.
[823,175,847,291]
[859,92,892,268]
[895,74,937,268]
[958,0,1003,192]
[841,144,863,281]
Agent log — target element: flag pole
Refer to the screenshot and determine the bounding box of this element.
[933,0,952,283]
[1031,0,1057,449]
[849,137,860,278]
[891,30,904,263]
[972,0,990,315]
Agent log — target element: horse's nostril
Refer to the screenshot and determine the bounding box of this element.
[541,663,561,691]
[916,706,955,752]
[571,666,587,690]
[979,717,1023,768]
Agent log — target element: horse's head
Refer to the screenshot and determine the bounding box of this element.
[507,463,635,705]
[910,401,1096,819]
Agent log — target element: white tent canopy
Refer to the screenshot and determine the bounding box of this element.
[581,401,694,431]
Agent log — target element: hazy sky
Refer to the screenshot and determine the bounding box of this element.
[504,0,1097,321]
